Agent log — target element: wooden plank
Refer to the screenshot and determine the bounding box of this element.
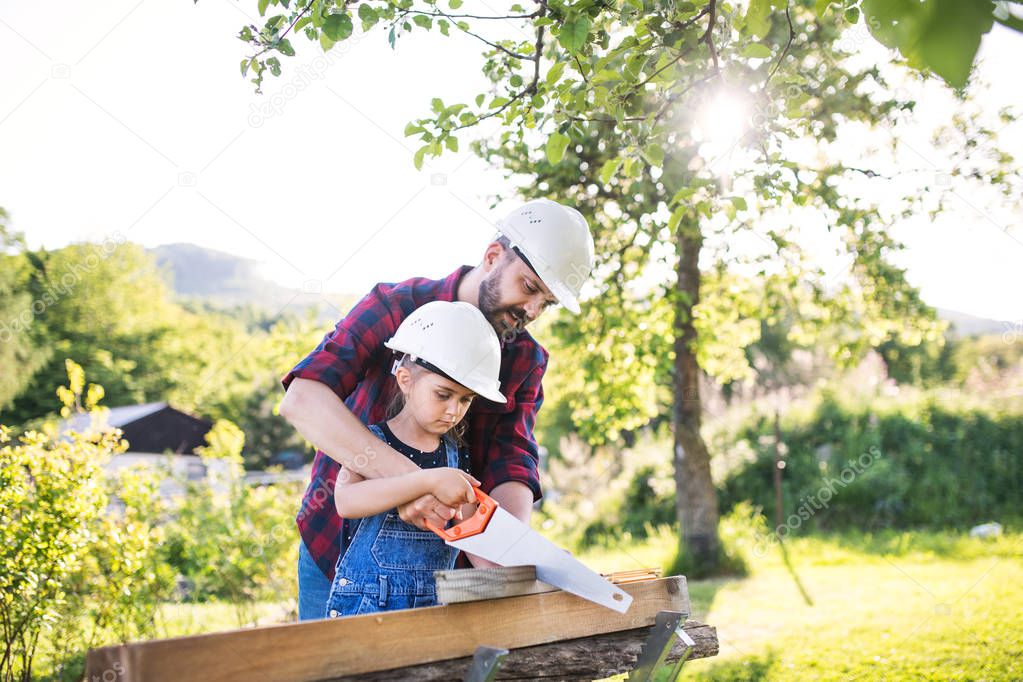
[331,620,718,681]
[435,565,549,604]
[435,566,663,605]
[86,577,690,682]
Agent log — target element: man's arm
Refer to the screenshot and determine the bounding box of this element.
[281,379,463,528]
[280,378,418,479]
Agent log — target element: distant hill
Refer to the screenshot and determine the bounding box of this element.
[149,244,1009,337]
[149,243,354,322]
[937,308,1010,337]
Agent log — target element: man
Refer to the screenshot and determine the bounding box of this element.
[279,198,595,620]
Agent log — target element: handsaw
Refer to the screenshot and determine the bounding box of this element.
[427,488,633,613]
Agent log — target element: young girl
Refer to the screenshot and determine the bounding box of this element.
[324,300,506,618]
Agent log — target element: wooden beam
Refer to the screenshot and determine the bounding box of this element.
[330,620,718,681]
[86,577,691,682]
[435,566,663,605]
[435,565,553,604]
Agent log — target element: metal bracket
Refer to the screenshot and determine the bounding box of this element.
[463,645,509,682]
[627,610,695,682]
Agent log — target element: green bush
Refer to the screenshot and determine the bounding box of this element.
[2,362,300,680]
[1,361,173,682]
[578,464,676,548]
[159,421,299,607]
[720,393,1023,532]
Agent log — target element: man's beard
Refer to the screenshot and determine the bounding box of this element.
[478,264,527,338]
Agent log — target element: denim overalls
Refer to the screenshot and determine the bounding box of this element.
[325,424,460,618]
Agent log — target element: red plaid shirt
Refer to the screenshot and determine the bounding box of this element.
[282,266,548,579]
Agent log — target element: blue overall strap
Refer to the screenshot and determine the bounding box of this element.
[441,434,461,469]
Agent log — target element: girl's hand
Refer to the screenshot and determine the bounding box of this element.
[426,468,480,508]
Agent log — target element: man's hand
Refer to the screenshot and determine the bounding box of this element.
[398,493,462,530]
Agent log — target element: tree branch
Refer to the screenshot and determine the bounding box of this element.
[398,8,543,21]
[700,0,719,73]
[247,1,320,61]
[452,3,546,131]
[763,3,796,90]
[400,6,536,60]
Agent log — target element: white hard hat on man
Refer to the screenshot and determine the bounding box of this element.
[495,198,595,314]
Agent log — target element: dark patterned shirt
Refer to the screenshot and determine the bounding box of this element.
[282,266,547,579]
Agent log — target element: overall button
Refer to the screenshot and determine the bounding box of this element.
[329,609,339,618]
[337,577,349,586]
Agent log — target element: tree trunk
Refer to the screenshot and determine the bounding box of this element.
[672,218,720,574]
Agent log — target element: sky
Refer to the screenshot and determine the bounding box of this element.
[1,1,1021,324]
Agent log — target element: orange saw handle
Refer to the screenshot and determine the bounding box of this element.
[426,486,498,542]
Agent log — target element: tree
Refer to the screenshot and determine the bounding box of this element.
[4,240,193,423]
[229,0,1020,572]
[0,209,50,414]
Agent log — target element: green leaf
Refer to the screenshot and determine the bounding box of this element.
[449,0,463,8]
[745,0,773,38]
[741,43,773,59]
[403,122,423,137]
[641,143,664,167]
[414,144,429,170]
[914,0,994,89]
[558,16,591,54]
[599,158,622,184]
[358,4,379,27]
[258,0,271,17]
[319,31,336,51]
[668,205,686,231]
[670,185,699,206]
[322,12,353,41]
[445,136,459,152]
[863,0,993,88]
[728,196,748,211]
[413,15,432,29]
[546,60,566,86]
[545,132,571,164]
[276,38,295,56]
[622,156,638,178]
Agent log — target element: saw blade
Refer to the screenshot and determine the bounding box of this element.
[446,507,633,613]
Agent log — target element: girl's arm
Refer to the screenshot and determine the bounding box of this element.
[335,466,479,519]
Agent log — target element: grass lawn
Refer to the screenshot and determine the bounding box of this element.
[37,529,1019,681]
[581,527,1023,681]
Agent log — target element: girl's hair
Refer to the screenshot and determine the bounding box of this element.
[386,355,468,447]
